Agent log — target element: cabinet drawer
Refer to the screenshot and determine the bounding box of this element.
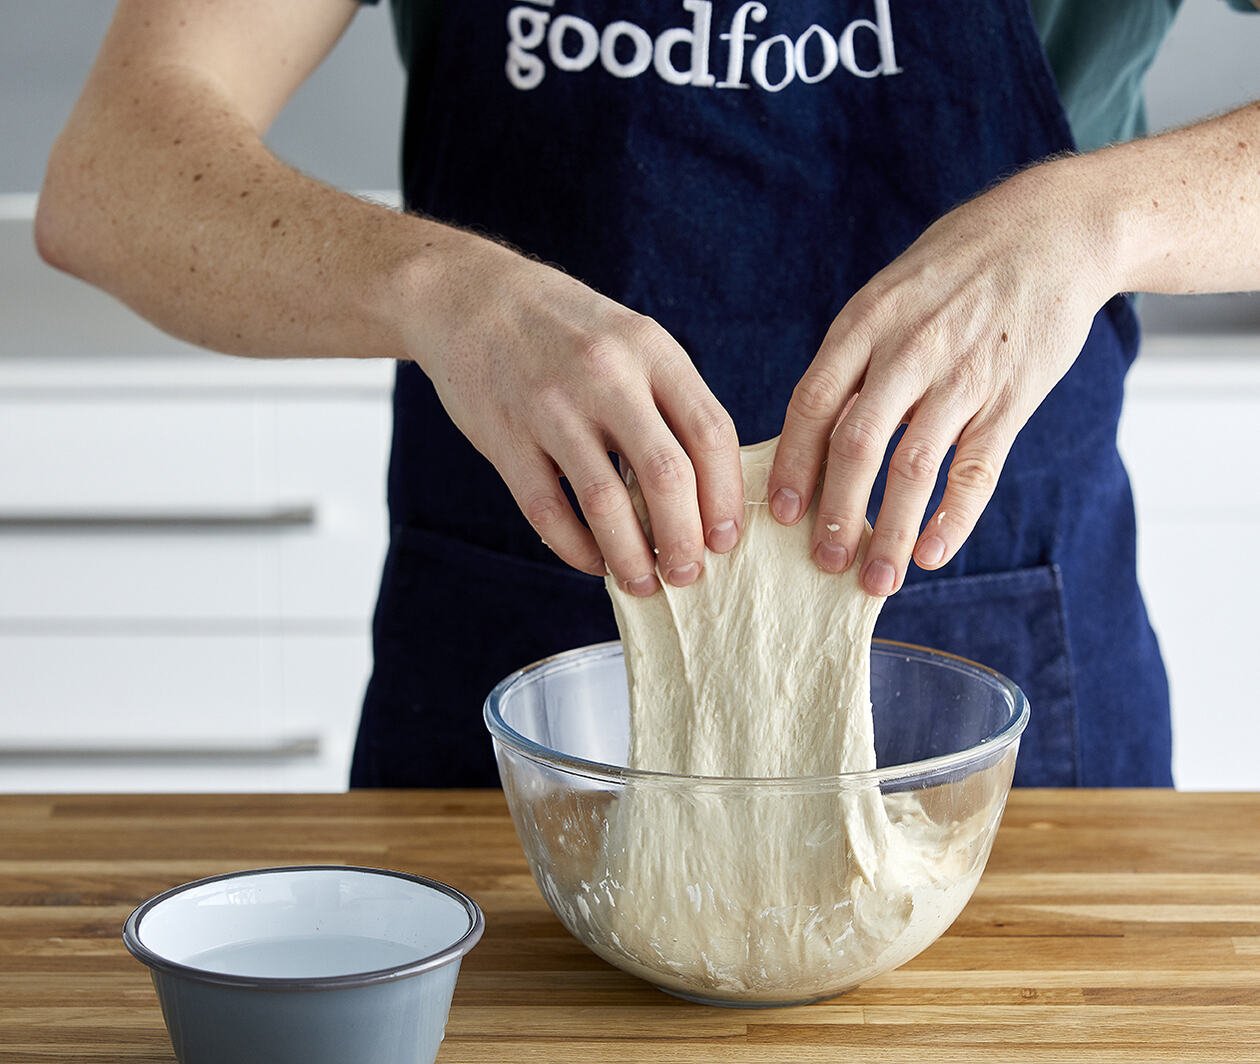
[1120,350,1260,791]
[0,631,371,793]
[1119,365,1260,517]
[1133,520,1258,790]
[0,632,277,745]
[1,398,269,508]
[0,396,389,620]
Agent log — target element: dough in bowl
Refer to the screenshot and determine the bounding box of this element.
[551,437,983,1001]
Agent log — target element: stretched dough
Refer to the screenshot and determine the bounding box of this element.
[545,438,983,1001]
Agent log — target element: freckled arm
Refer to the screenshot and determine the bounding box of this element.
[36,0,452,361]
[1086,100,1260,296]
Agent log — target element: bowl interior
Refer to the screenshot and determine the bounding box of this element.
[491,641,1022,777]
[133,867,476,980]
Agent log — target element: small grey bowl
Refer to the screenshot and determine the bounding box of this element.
[123,865,484,1064]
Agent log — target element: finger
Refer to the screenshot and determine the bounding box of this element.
[501,447,606,578]
[811,367,922,580]
[608,399,706,587]
[862,391,976,596]
[769,313,872,526]
[652,355,743,555]
[914,410,1015,571]
[550,428,661,596]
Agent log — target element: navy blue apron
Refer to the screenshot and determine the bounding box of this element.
[352,0,1173,789]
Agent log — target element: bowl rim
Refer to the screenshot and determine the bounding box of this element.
[122,864,485,991]
[483,638,1030,788]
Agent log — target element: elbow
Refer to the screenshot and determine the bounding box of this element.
[34,141,93,278]
[32,194,68,275]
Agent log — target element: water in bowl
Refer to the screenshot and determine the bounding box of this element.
[186,934,421,979]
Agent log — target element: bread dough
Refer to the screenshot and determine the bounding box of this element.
[609,436,885,781]
[542,438,983,1002]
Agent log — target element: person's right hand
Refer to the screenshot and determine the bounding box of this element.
[405,230,744,595]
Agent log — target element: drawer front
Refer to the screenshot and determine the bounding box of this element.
[0,631,370,792]
[1119,376,1260,517]
[0,396,389,620]
[0,632,274,745]
[1,397,266,508]
[1120,356,1260,791]
[1133,520,1258,791]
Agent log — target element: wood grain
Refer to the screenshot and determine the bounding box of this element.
[0,790,1257,1063]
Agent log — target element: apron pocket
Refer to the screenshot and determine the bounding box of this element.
[874,565,1079,787]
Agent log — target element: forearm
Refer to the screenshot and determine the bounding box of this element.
[36,61,458,362]
[1053,100,1260,297]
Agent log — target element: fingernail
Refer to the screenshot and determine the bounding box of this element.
[814,541,849,573]
[862,559,896,596]
[627,574,659,597]
[666,562,702,587]
[917,535,946,567]
[707,519,738,553]
[771,488,802,524]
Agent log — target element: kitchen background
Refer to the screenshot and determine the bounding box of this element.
[2,2,1259,792]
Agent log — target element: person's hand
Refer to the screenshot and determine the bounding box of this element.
[767,159,1116,595]
[409,231,743,594]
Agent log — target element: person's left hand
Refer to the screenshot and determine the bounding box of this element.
[766,158,1117,596]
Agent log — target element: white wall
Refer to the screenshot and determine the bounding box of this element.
[0,0,404,194]
[1146,0,1260,130]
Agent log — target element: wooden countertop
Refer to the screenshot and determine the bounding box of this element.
[2,790,1257,1063]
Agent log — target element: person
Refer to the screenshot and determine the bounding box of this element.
[37,0,1260,788]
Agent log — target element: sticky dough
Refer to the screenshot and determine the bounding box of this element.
[543,438,983,1001]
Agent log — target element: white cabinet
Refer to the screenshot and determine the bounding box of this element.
[1119,336,1260,791]
[0,359,394,793]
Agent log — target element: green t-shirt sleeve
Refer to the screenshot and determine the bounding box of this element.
[387,0,441,70]
[1223,0,1260,12]
[356,0,440,71]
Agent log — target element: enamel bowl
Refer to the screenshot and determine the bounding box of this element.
[123,866,483,1064]
[485,640,1027,1007]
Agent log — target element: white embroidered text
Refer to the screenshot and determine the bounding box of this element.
[506,1,902,92]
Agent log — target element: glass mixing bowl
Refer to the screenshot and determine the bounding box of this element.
[484,640,1028,1007]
